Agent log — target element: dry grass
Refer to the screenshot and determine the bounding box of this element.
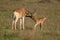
[0,0,60,40]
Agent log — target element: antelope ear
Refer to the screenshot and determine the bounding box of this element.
[33,13,36,16]
[32,9,37,16]
[34,13,36,15]
[45,16,47,19]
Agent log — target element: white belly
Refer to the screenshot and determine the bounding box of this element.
[14,11,22,18]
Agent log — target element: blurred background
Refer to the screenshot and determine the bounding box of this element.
[0,0,60,40]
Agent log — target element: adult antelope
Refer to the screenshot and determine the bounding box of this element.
[29,13,47,30]
[12,8,32,30]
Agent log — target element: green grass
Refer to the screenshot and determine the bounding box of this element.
[0,30,23,40]
[0,0,60,40]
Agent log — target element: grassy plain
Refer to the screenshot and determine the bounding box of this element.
[0,0,60,40]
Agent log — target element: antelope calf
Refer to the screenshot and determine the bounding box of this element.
[29,13,47,30]
[34,17,47,30]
